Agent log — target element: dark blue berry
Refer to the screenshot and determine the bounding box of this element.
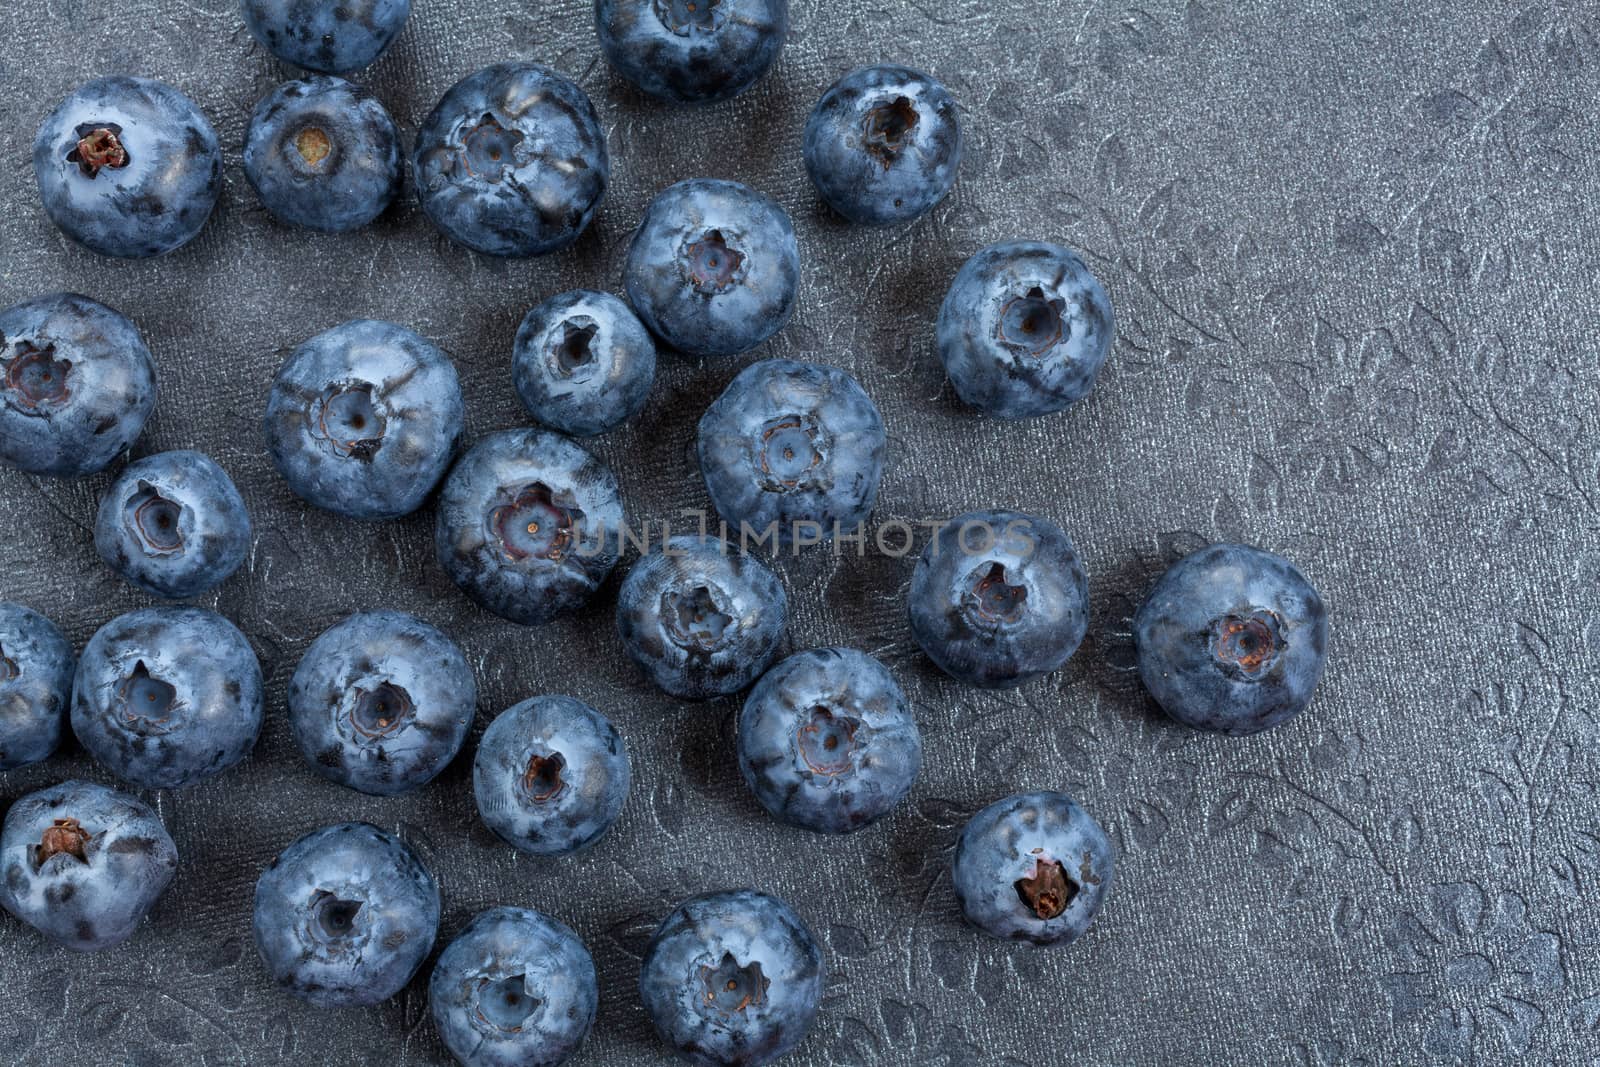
[253,822,439,1007]
[953,791,1114,945]
[803,65,961,225]
[241,0,412,74]
[908,510,1088,689]
[264,319,463,520]
[936,241,1114,419]
[413,63,609,257]
[71,607,263,790]
[288,611,477,796]
[0,293,156,477]
[0,780,178,951]
[473,696,631,856]
[595,0,788,104]
[698,359,885,545]
[94,450,252,599]
[616,534,787,699]
[738,648,921,834]
[512,290,657,437]
[434,430,625,626]
[244,76,402,233]
[0,603,75,770]
[34,77,220,258]
[1134,542,1329,736]
[624,179,799,358]
[639,889,823,1066]
[429,906,598,1067]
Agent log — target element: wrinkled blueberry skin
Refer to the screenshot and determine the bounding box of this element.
[936,241,1114,419]
[244,76,401,233]
[803,65,961,226]
[34,78,220,259]
[0,604,75,770]
[473,696,630,856]
[513,290,657,437]
[253,822,439,1007]
[413,63,609,258]
[909,510,1088,689]
[1134,542,1329,736]
[953,791,1113,946]
[0,293,157,477]
[241,0,411,74]
[71,607,264,790]
[625,180,799,358]
[435,430,625,626]
[738,648,921,834]
[698,360,884,545]
[640,889,823,1066]
[94,450,252,599]
[264,319,463,520]
[430,906,598,1067]
[0,780,178,951]
[595,0,787,104]
[289,611,477,796]
[616,535,786,700]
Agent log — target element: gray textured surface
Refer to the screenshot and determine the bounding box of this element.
[0,1,1597,1064]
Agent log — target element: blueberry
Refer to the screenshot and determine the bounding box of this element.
[0,293,157,477]
[615,535,786,699]
[94,450,251,599]
[71,607,264,790]
[908,510,1088,689]
[803,65,961,226]
[624,179,799,358]
[434,429,624,626]
[34,77,220,259]
[0,604,74,770]
[936,241,1115,419]
[288,611,477,796]
[738,648,920,834]
[244,76,401,233]
[413,63,609,258]
[595,0,787,104]
[513,290,657,437]
[473,696,630,856]
[952,791,1113,945]
[241,0,411,74]
[639,889,823,1066]
[0,780,178,951]
[430,906,598,1067]
[264,319,463,520]
[253,822,439,1007]
[698,359,884,545]
[1134,542,1329,736]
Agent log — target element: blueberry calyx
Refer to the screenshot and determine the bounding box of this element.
[683,230,746,295]
[662,585,732,651]
[0,644,17,680]
[756,414,825,491]
[33,818,91,869]
[67,123,129,177]
[1210,610,1285,679]
[1014,855,1076,920]
[519,751,567,802]
[700,952,767,1014]
[126,482,185,553]
[962,561,1027,626]
[348,682,415,739]
[312,382,387,461]
[862,96,919,168]
[473,974,540,1031]
[489,483,579,562]
[459,113,524,182]
[995,286,1067,356]
[294,126,333,168]
[6,343,72,411]
[116,660,179,732]
[551,320,599,376]
[310,889,365,940]
[654,0,726,36]
[797,706,865,777]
